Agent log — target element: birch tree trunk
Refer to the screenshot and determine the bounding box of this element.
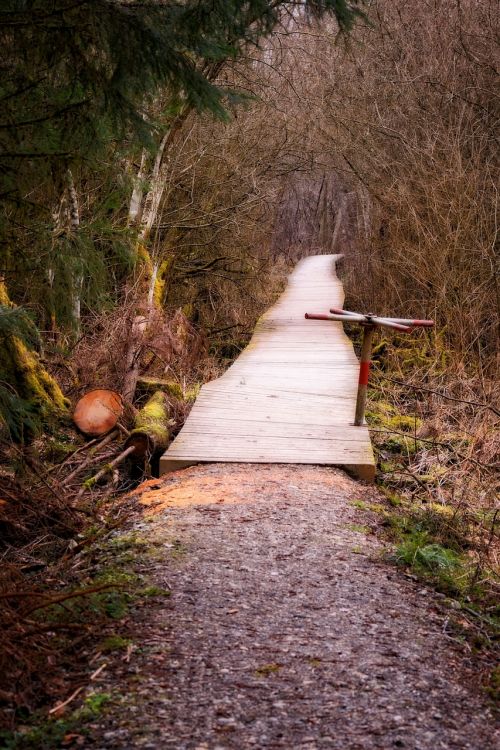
[49,169,82,334]
[128,149,149,226]
[66,169,83,333]
[122,112,188,403]
[121,61,225,403]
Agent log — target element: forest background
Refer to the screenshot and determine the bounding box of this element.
[0,0,498,730]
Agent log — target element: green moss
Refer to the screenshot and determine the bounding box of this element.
[138,377,182,399]
[486,665,500,703]
[185,383,200,402]
[347,523,370,534]
[1,691,114,749]
[136,391,166,423]
[367,397,422,454]
[255,663,281,677]
[99,635,132,652]
[153,257,173,309]
[395,531,471,596]
[140,585,171,598]
[181,302,194,320]
[83,692,112,713]
[129,390,169,451]
[0,281,69,438]
[109,532,149,550]
[137,379,198,403]
[378,459,397,474]
[365,401,398,424]
[379,487,404,506]
[352,499,385,514]
[86,590,132,620]
[372,502,386,513]
[94,568,140,586]
[164,382,184,399]
[135,244,171,310]
[371,340,389,361]
[427,502,454,517]
[385,414,422,432]
[380,434,420,455]
[381,498,487,602]
[351,500,369,510]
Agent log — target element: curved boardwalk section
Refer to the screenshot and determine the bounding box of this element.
[160,254,375,480]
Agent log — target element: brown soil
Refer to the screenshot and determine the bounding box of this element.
[89,463,497,749]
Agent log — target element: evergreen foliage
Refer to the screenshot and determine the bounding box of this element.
[0,0,364,437]
[0,301,43,440]
[1,0,364,182]
[1,0,364,317]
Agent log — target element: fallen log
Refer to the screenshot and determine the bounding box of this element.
[73,389,123,437]
[124,390,170,459]
[137,376,183,399]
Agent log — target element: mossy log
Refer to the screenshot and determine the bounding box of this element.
[0,281,68,437]
[137,377,183,400]
[124,390,169,458]
[137,377,199,403]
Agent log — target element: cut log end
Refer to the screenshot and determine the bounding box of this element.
[73,389,123,437]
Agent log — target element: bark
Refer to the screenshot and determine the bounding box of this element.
[66,169,82,333]
[49,168,82,333]
[121,71,222,404]
[121,247,173,402]
[128,149,149,226]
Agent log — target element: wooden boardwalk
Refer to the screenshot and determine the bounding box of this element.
[160,254,375,481]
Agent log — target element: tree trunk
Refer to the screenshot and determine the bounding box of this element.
[0,281,68,437]
[121,69,223,404]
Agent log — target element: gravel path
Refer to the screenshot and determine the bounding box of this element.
[93,463,497,749]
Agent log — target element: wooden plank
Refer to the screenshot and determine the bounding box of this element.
[160,253,375,481]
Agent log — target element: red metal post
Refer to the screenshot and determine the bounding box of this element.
[354,324,375,426]
[305,308,434,428]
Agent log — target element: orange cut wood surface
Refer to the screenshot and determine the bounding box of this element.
[73,389,123,436]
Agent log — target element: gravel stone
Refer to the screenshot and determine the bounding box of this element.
[91,463,498,749]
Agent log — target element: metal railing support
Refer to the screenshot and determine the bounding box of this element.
[354,324,375,426]
[305,308,434,427]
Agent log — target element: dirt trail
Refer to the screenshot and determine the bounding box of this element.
[92,464,497,749]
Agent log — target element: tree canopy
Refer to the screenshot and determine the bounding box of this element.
[0,0,365,436]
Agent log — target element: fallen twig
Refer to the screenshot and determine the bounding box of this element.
[379,377,500,418]
[48,436,100,475]
[76,445,136,498]
[369,427,499,470]
[48,686,84,715]
[62,430,119,486]
[90,662,107,681]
